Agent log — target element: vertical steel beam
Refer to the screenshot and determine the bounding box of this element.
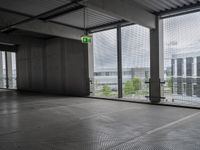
[0,52,3,88]
[5,52,9,89]
[117,25,123,98]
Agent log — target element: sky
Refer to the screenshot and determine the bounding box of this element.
[93,11,200,71]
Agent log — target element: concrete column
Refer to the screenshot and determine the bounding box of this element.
[0,52,3,88]
[150,17,163,103]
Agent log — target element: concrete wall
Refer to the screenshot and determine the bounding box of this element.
[16,37,89,96]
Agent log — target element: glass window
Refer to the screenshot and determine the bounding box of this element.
[186,57,193,76]
[171,59,175,76]
[7,52,17,89]
[177,58,183,76]
[0,51,6,88]
[122,25,150,100]
[197,57,200,76]
[163,11,200,104]
[193,84,197,96]
[0,51,17,89]
[93,29,118,97]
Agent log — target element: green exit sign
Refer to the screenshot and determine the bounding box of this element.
[81,35,92,44]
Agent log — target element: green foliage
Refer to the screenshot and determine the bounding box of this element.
[166,77,173,94]
[124,78,142,95]
[167,78,172,88]
[132,78,142,91]
[124,80,134,95]
[102,85,112,96]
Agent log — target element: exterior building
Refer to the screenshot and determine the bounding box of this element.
[171,51,200,97]
[94,67,150,91]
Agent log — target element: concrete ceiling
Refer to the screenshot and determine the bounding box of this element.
[0,0,71,16]
[0,0,199,39]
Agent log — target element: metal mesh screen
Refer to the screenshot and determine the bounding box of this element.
[92,29,118,98]
[121,25,150,101]
[92,25,150,100]
[163,11,200,107]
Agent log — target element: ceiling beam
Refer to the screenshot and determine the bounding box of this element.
[0,6,84,32]
[42,5,85,20]
[15,19,84,40]
[87,20,127,33]
[0,7,33,18]
[0,1,85,39]
[0,43,17,52]
[0,0,84,32]
[80,0,156,29]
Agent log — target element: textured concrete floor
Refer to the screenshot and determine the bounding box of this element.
[0,90,200,150]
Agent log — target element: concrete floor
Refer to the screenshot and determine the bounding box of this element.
[0,90,200,150]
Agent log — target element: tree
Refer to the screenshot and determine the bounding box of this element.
[167,78,172,88]
[166,77,173,94]
[132,78,142,91]
[102,85,112,96]
[124,80,134,95]
[124,78,142,95]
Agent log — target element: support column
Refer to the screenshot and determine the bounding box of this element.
[5,52,8,89]
[117,25,123,98]
[0,52,3,88]
[150,17,163,103]
[6,52,13,89]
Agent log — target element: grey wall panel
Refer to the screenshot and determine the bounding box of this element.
[45,38,63,94]
[64,39,89,96]
[30,42,44,91]
[2,33,89,96]
[17,60,30,89]
[16,45,30,90]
